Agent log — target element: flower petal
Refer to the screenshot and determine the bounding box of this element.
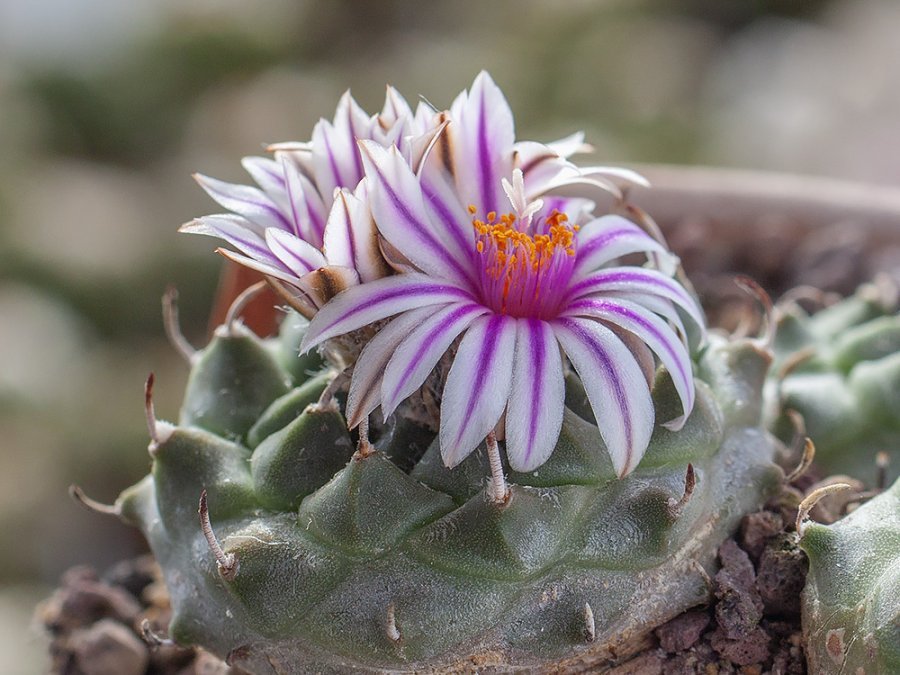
[321,186,390,283]
[552,317,654,477]
[282,154,327,245]
[450,71,515,214]
[215,247,298,285]
[566,266,705,333]
[573,215,672,278]
[578,165,650,188]
[381,301,488,417]
[506,318,565,472]
[375,85,414,151]
[193,173,292,232]
[182,215,285,270]
[301,274,474,353]
[296,265,360,309]
[265,229,327,277]
[311,91,371,199]
[563,297,695,430]
[545,131,592,158]
[241,156,287,205]
[514,141,621,199]
[344,306,440,428]
[613,292,689,348]
[359,141,476,288]
[439,313,517,468]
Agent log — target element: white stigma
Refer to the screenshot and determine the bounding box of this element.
[501,169,543,230]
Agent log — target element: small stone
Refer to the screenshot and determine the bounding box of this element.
[715,541,764,640]
[70,618,149,675]
[103,554,159,600]
[756,533,808,616]
[739,511,784,562]
[182,648,234,674]
[39,574,142,634]
[608,650,665,674]
[656,610,711,653]
[710,625,771,666]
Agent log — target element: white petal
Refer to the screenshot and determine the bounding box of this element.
[552,317,654,477]
[301,274,474,354]
[563,297,695,430]
[345,306,438,427]
[439,314,517,468]
[381,302,488,417]
[506,319,565,472]
[359,141,476,289]
[449,71,515,214]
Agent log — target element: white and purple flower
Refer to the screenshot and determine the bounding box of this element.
[300,73,705,477]
[181,87,434,314]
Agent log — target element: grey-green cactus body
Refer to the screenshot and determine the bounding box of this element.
[800,478,900,674]
[116,319,782,673]
[769,282,900,484]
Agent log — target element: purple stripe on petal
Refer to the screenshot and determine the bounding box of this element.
[301,274,474,353]
[420,174,475,266]
[360,142,476,289]
[564,298,695,426]
[451,73,515,215]
[345,305,439,428]
[506,319,565,472]
[439,313,517,468]
[476,86,497,213]
[552,316,654,477]
[573,215,670,277]
[344,94,365,182]
[242,156,287,194]
[566,267,705,332]
[321,189,356,269]
[266,228,327,276]
[381,302,487,416]
[194,174,293,233]
[216,248,298,285]
[324,130,345,192]
[183,216,290,273]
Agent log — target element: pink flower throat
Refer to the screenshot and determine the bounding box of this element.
[471,207,578,319]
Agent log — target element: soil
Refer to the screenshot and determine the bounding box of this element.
[37,556,242,674]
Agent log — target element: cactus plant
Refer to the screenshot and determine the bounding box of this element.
[768,278,900,484]
[66,71,900,674]
[110,306,783,673]
[799,477,900,674]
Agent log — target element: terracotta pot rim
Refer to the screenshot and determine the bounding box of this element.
[627,164,900,234]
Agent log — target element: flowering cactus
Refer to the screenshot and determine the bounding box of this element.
[88,73,809,671]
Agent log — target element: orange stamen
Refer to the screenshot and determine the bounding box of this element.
[472,209,576,313]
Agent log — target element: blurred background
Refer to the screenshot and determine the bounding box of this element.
[2,0,899,670]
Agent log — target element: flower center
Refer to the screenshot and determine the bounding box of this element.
[470,206,578,318]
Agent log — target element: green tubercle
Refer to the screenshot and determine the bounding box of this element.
[112,311,783,672]
[800,477,900,674]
